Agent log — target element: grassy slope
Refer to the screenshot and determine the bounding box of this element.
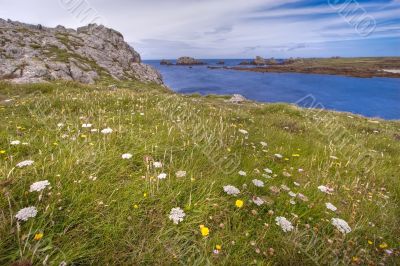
[0,80,399,265]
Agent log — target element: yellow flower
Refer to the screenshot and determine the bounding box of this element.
[284,158,289,161]
[0,150,6,154]
[133,204,139,209]
[235,199,244,208]
[143,193,147,198]
[34,233,43,241]
[215,244,222,250]
[379,243,388,249]
[199,225,209,237]
[368,240,373,245]
[80,134,87,138]
[53,142,58,146]
[292,154,300,157]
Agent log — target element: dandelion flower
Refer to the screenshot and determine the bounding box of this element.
[200,225,210,236]
[331,218,351,234]
[10,140,21,145]
[252,179,264,187]
[121,153,133,159]
[169,207,186,224]
[15,206,37,221]
[235,199,244,208]
[238,170,246,176]
[157,173,167,179]
[252,197,264,206]
[29,180,50,192]
[153,161,162,168]
[325,202,337,212]
[275,216,294,232]
[176,171,186,178]
[318,185,334,194]
[34,233,43,240]
[16,160,34,168]
[223,185,240,196]
[82,123,92,128]
[101,127,113,134]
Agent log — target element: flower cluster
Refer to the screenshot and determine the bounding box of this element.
[169,207,186,224]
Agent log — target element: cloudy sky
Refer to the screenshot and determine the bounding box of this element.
[1,0,399,59]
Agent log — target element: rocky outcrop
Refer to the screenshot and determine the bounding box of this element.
[0,19,162,84]
[160,59,173,65]
[253,56,266,65]
[176,57,205,65]
[227,94,247,103]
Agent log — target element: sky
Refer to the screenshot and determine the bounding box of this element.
[0,0,399,59]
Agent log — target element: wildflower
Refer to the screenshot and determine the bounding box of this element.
[10,140,21,145]
[15,206,37,221]
[280,184,290,191]
[57,123,64,128]
[82,123,92,128]
[252,179,264,187]
[29,180,50,192]
[292,154,300,157]
[0,150,5,154]
[153,161,162,168]
[153,173,165,180]
[288,191,297,197]
[34,233,43,240]
[379,243,388,249]
[101,127,113,134]
[274,154,283,159]
[252,197,264,206]
[16,160,34,168]
[325,202,337,212]
[331,218,351,234]
[235,199,244,208]
[238,129,248,135]
[293,182,300,186]
[200,225,210,236]
[121,153,133,159]
[169,207,186,224]
[260,141,268,147]
[264,168,273,174]
[176,171,187,178]
[298,168,304,173]
[297,193,309,202]
[238,170,246,176]
[216,244,222,250]
[133,204,139,209]
[223,185,240,196]
[318,185,334,194]
[275,216,294,232]
[91,129,99,132]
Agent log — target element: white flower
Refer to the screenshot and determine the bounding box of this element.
[157,173,167,179]
[238,170,246,176]
[153,161,162,168]
[288,191,297,197]
[169,207,186,224]
[252,179,264,187]
[101,127,113,134]
[331,218,351,234]
[318,185,334,194]
[15,206,37,221]
[326,202,337,212]
[264,168,273,174]
[176,171,186,178]
[293,182,300,186]
[260,141,268,147]
[238,129,248,135]
[252,197,264,206]
[10,140,21,145]
[274,154,283,159]
[91,129,99,132]
[121,153,133,159]
[280,184,290,191]
[275,216,294,232]
[82,123,92,128]
[298,168,304,173]
[223,185,240,196]
[29,180,50,192]
[57,123,64,128]
[16,160,34,168]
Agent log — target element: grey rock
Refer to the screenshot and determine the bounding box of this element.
[0,19,162,84]
[227,94,247,103]
[176,57,205,65]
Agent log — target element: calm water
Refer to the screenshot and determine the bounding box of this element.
[144,59,400,120]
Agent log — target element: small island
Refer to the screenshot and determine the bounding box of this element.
[176,56,206,65]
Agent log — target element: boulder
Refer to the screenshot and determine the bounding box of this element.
[160,59,173,65]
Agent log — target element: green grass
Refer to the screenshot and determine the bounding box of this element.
[0,80,399,265]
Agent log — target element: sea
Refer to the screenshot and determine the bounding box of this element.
[144,59,400,120]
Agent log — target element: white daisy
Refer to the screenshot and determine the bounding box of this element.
[223,185,240,196]
[252,197,264,206]
[238,170,247,176]
[121,153,133,159]
[153,161,162,168]
[82,123,92,128]
[29,180,50,192]
[157,173,167,179]
[169,207,186,224]
[275,216,294,232]
[10,140,21,145]
[101,128,113,134]
[331,218,351,234]
[252,179,264,187]
[318,185,334,194]
[15,206,37,221]
[16,160,34,168]
[325,202,337,212]
[176,171,187,178]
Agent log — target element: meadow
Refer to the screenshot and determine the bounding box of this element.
[0,80,399,265]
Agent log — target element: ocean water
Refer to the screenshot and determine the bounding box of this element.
[144,59,400,120]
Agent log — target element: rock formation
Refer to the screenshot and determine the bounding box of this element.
[176,57,205,65]
[0,19,162,84]
[253,56,266,65]
[160,59,173,65]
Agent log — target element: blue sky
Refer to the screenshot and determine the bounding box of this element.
[0,0,399,59]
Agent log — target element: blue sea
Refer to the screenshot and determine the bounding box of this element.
[144,59,400,120]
